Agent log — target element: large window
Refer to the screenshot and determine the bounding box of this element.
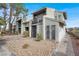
[46,25,50,39]
[51,25,55,40]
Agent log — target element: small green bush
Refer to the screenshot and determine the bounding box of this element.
[23,31,29,37]
[22,44,29,49]
[0,31,2,36]
[35,33,43,41]
[14,31,18,35]
[0,31,6,36]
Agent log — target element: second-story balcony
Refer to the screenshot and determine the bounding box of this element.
[32,20,38,24]
[32,19,43,24]
[16,17,23,21]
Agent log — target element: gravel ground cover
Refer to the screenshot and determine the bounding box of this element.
[1,35,55,56]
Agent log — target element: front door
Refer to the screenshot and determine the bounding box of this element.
[32,26,37,37]
[18,28,21,33]
[51,25,55,40]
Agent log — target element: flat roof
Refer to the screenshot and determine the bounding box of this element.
[32,7,47,15]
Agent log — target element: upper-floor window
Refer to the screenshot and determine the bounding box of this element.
[55,15,57,20]
[58,14,62,19]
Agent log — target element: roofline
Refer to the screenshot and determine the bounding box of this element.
[32,7,47,14]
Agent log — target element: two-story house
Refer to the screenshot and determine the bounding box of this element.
[16,7,67,42]
[31,7,67,42]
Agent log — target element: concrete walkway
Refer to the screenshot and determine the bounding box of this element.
[0,39,15,56]
[0,46,11,56]
[66,34,74,56]
[53,33,74,56]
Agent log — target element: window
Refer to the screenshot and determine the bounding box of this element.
[55,15,57,20]
[46,25,50,39]
[25,27,29,31]
[58,15,61,19]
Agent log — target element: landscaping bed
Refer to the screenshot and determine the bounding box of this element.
[1,35,55,56]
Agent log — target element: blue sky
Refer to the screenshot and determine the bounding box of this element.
[24,3,79,28]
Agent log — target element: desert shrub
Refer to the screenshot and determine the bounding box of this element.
[14,31,18,35]
[0,31,2,36]
[35,33,43,41]
[0,31,6,36]
[4,31,12,35]
[23,31,29,37]
[22,44,29,49]
[5,31,10,35]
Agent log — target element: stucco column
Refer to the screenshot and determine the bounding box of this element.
[21,22,23,35]
[29,21,31,37]
[50,25,51,40]
[55,25,60,42]
[43,16,46,40]
[16,22,18,32]
[55,26,58,42]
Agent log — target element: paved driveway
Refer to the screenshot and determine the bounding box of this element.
[0,38,15,56]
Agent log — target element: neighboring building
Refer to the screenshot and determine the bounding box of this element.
[16,16,32,37]
[16,7,67,42]
[21,20,32,37]
[16,17,22,34]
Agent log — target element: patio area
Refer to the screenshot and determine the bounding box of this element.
[0,35,55,56]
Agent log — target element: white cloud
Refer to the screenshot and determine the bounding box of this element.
[62,7,79,28]
[66,19,79,28]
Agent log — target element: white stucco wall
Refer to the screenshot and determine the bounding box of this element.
[43,16,59,41]
[58,26,66,42]
[43,16,66,42]
[29,21,32,37]
[21,23,24,34]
